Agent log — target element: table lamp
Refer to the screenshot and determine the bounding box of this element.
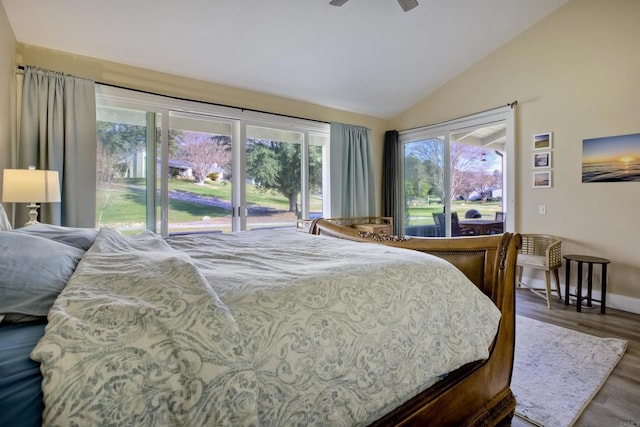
[2,166,61,226]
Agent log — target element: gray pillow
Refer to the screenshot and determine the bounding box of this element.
[0,231,85,316]
[14,223,98,250]
[0,204,11,231]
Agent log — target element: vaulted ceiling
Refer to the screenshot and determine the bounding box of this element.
[2,0,568,119]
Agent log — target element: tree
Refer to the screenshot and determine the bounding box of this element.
[96,121,148,224]
[308,145,323,196]
[406,138,444,201]
[97,122,182,182]
[453,144,503,201]
[472,169,501,201]
[96,120,182,224]
[451,143,483,201]
[97,122,146,181]
[407,140,502,203]
[246,139,322,212]
[404,154,431,204]
[174,132,231,184]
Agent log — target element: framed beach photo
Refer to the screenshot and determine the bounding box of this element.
[582,132,640,183]
[533,171,552,188]
[533,132,552,150]
[533,151,551,169]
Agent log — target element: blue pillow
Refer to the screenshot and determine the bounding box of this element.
[0,232,85,316]
[14,223,98,250]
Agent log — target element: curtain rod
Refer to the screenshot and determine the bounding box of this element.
[17,65,330,125]
[400,100,518,133]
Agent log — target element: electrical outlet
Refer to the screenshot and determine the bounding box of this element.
[538,205,547,215]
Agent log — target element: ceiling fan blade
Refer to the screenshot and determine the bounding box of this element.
[397,0,419,12]
[329,0,349,6]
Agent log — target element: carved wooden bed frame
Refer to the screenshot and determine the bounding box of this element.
[308,219,522,426]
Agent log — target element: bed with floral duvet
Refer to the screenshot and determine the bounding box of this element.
[0,221,520,426]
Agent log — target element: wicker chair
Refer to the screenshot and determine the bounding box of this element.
[517,234,562,309]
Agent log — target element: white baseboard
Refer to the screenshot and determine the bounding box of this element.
[518,278,640,315]
[606,293,640,314]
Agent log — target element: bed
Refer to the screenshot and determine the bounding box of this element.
[0,220,520,426]
[309,219,521,426]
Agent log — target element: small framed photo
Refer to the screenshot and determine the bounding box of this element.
[533,132,552,150]
[533,171,552,188]
[533,151,551,169]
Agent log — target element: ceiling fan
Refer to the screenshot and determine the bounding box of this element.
[330,0,419,12]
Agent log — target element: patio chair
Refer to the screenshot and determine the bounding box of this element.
[517,234,563,309]
[451,212,475,236]
[489,211,505,234]
[433,212,476,237]
[432,212,445,237]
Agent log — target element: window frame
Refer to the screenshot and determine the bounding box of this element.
[95,85,330,235]
[398,106,515,235]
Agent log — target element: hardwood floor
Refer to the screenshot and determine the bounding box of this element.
[513,288,640,427]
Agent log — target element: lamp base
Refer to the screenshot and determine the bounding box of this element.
[25,203,40,226]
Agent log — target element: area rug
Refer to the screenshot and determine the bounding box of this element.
[512,315,627,427]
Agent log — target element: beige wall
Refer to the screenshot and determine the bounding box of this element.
[391,0,640,309]
[0,3,16,210]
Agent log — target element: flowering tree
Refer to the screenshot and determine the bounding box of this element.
[175,132,231,184]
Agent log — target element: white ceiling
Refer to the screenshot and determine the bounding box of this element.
[2,0,567,119]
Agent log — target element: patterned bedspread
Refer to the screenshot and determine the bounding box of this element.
[32,227,501,426]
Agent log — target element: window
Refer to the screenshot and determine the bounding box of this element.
[166,112,234,234]
[399,106,514,237]
[96,85,330,235]
[96,105,159,235]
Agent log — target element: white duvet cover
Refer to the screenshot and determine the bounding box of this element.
[32,227,501,426]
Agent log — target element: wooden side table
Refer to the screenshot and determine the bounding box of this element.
[563,254,610,314]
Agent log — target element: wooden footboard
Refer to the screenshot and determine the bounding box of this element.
[309,219,522,426]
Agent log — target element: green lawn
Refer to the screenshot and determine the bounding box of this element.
[97,178,321,227]
[98,178,499,229]
[406,201,503,225]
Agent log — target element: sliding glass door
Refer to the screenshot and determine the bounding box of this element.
[96,105,159,234]
[166,113,234,234]
[403,136,445,237]
[244,125,326,230]
[449,125,505,235]
[96,85,329,235]
[400,106,514,237]
[245,125,302,230]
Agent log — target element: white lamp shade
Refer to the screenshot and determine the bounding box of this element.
[2,169,61,203]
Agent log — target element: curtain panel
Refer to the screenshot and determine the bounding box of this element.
[18,66,96,227]
[330,123,375,218]
[382,130,401,235]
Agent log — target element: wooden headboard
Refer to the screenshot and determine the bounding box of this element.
[308,218,518,303]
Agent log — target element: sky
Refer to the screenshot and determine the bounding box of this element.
[582,133,640,163]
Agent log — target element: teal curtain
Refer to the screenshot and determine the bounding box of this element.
[330,123,375,217]
[18,67,96,227]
